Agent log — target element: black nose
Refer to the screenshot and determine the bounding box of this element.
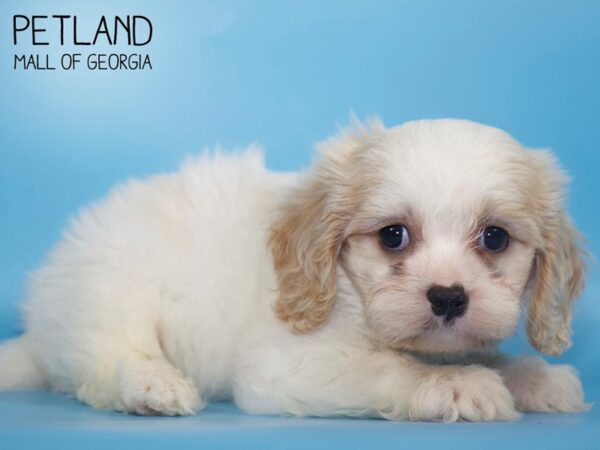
[426,284,469,321]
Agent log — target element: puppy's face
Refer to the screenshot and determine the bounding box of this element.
[340,123,540,353]
[271,119,584,356]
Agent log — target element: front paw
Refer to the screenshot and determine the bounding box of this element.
[409,366,519,422]
[501,357,589,413]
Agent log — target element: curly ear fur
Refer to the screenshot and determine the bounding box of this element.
[526,151,586,355]
[269,120,384,332]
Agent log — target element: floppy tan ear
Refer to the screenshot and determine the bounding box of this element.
[269,174,345,333]
[526,151,586,355]
[269,120,383,332]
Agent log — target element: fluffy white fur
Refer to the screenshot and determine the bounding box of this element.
[0,119,588,421]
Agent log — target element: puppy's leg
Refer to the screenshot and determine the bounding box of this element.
[494,355,589,413]
[115,353,202,416]
[233,343,518,421]
[73,334,202,416]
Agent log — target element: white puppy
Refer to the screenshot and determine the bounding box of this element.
[0,119,588,421]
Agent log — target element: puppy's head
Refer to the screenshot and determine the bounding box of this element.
[270,119,585,356]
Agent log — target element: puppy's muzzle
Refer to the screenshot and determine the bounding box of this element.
[426,284,469,323]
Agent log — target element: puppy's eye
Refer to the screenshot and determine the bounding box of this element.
[479,226,509,252]
[379,225,410,251]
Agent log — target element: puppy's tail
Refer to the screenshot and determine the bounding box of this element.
[0,335,46,390]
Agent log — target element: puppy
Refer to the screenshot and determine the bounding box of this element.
[0,119,588,421]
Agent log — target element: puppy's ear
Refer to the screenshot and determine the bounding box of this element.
[269,120,382,332]
[526,151,586,355]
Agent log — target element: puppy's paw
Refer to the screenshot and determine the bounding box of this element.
[501,357,589,413]
[409,366,519,422]
[118,360,203,416]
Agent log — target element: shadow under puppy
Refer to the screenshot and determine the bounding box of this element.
[0,119,588,421]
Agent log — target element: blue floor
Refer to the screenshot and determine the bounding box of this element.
[1,385,598,450]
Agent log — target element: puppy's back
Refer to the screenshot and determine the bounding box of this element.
[18,148,290,396]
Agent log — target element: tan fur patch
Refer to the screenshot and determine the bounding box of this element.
[269,122,386,332]
[524,152,586,355]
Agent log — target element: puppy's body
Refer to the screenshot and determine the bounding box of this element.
[16,150,291,409]
[0,120,588,420]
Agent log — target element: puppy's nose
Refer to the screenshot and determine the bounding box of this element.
[426,284,469,321]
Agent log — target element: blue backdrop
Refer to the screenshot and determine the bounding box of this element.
[1,1,599,449]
